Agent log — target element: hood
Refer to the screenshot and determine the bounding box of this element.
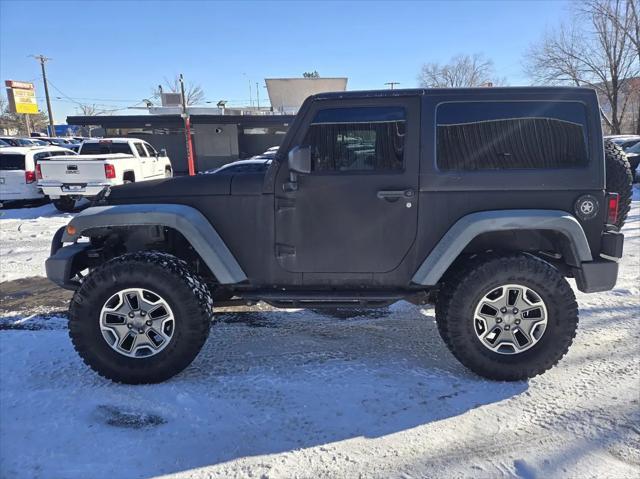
[107,174,233,204]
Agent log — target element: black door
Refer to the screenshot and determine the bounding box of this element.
[275,97,420,274]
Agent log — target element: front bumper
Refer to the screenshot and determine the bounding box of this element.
[45,226,89,290]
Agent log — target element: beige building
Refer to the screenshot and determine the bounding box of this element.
[265,77,348,114]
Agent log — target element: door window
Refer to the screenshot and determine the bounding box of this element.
[304,107,406,172]
[134,143,149,157]
[144,143,158,157]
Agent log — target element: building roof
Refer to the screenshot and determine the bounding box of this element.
[66,114,296,127]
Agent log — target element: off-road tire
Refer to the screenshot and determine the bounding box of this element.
[604,140,633,229]
[69,251,213,384]
[435,254,578,381]
[52,197,76,212]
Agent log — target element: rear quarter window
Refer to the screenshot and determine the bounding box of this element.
[0,154,26,170]
[436,101,589,171]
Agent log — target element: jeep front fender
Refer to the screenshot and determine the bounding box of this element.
[411,209,593,286]
[62,203,247,284]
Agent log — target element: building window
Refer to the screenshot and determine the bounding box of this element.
[304,107,405,172]
[436,101,589,170]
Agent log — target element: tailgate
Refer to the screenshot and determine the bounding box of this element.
[39,159,107,183]
[0,170,26,194]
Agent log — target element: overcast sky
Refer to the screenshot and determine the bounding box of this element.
[0,0,570,122]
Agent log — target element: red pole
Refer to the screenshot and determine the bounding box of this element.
[184,115,195,176]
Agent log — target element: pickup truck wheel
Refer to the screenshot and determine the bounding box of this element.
[435,254,578,381]
[52,197,76,212]
[604,140,633,229]
[68,251,214,384]
[165,167,172,178]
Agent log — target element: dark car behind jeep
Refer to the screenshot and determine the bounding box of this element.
[46,87,630,384]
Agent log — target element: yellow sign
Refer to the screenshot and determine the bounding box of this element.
[5,80,39,115]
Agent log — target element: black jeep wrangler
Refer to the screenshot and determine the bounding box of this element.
[46,87,631,384]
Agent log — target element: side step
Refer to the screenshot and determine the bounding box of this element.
[238,290,407,309]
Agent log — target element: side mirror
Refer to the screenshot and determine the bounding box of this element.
[160,148,167,157]
[288,145,311,174]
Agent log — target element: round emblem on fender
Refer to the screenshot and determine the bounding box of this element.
[574,194,599,220]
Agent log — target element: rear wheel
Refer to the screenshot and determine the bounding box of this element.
[52,196,76,212]
[436,254,578,381]
[604,140,633,229]
[165,166,173,178]
[69,251,213,384]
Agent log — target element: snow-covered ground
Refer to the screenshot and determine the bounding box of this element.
[0,203,73,282]
[0,193,639,479]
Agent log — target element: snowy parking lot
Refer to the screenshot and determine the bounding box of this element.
[0,192,639,479]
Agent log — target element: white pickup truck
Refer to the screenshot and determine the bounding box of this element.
[37,138,173,211]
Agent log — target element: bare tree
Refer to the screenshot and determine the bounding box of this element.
[0,97,50,135]
[525,0,639,134]
[152,76,205,106]
[418,53,503,88]
[76,104,101,116]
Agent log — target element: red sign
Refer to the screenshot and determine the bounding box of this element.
[5,80,35,90]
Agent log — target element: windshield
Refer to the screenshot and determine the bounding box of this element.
[79,142,133,155]
[626,141,640,154]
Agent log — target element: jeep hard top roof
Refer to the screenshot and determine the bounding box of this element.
[309,86,596,101]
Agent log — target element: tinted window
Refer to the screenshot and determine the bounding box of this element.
[304,107,405,172]
[134,143,148,157]
[33,151,71,161]
[436,102,589,170]
[79,142,133,155]
[144,143,158,156]
[0,154,26,170]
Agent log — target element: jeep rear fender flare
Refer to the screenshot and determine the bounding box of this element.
[411,209,593,286]
[63,204,247,284]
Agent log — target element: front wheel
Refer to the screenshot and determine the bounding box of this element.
[69,252,213,384]
[435,254,578,381]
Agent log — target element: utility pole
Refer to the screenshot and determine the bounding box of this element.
[31,55,55,136]
[256,82,260,111]
[24,114,32,136]
[179,74,196,176]
[384,81,400,90]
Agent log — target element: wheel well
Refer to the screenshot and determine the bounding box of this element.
[453,229,580,277]
[83,225,218,285]
[123,171,135,182]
